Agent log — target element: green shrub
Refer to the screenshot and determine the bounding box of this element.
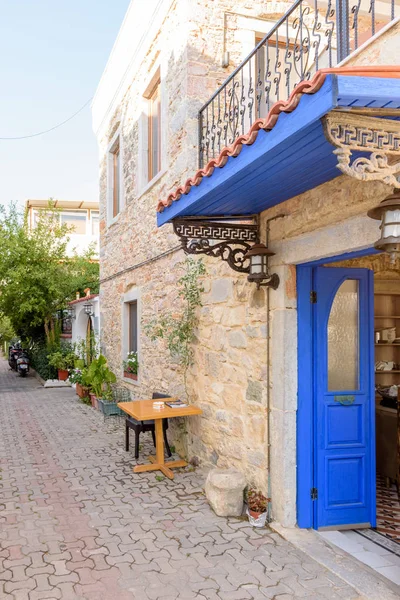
[30,344,57,380]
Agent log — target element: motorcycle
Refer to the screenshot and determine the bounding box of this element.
[8,342,22,371]
[16,350,30,377]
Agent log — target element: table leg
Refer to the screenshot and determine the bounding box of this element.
[133,418,189,479]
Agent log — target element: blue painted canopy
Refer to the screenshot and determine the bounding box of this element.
[157,74,400,226]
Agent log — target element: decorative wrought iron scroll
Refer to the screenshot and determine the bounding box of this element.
[173,218,259,274]
[198,0,397,168]
[323,112,400,188]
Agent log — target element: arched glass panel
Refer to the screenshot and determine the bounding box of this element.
[327,279,359,391]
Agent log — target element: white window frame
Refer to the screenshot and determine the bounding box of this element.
[90,210,100,236]
[106,127,125,226]
[138,64,166,196]
[60,210,88,235]
[122,287,141,386]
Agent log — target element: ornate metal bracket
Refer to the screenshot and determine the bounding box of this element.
[323,112,400,188]
[173,216,259,273]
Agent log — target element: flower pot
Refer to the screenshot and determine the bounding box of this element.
[124,371,137,381]
[76,383,89,398]
[246,507,267,528]
[98,398,129,417]
[58,369,69,381]
[89,393,98,409]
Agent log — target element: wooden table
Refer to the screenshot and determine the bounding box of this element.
[118,399,202,479]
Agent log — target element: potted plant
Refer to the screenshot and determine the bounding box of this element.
[123,351,138,381]
[246,489,270,528]
[98,386,131,417]
[47,351,70,381]
[82,355,116,409]
[69,368,89,398]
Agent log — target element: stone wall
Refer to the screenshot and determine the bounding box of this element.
[98,0,281,494]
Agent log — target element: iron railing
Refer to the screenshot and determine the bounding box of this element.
[199,0,398,167]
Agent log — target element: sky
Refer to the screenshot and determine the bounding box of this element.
[0,0,130,206]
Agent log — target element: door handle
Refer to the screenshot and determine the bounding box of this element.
[334,395,355,406]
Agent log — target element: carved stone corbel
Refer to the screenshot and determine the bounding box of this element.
[323,112,400,188]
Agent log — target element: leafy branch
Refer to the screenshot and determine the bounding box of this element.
[145,257,206,396]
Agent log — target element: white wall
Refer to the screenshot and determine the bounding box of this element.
[71,298,100,346]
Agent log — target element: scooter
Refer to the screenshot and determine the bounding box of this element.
[8,343,22,370]
[16,350,30,377]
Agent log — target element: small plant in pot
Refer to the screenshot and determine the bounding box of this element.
[47,351,72,381]
[246,489,270,528]
[82,355,116,409]
[68,368,89,398]
[123,351,138,381]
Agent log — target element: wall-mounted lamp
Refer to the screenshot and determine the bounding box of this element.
[244,243,280,290]
[173,216,279,289]
[84,302,93,316]
[67,306,76,319]
[367,191,400,263]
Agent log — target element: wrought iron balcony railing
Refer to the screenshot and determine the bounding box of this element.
[199,0,398,168]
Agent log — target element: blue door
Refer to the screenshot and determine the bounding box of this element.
[313,267,375,529]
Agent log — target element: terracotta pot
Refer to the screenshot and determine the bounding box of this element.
[89,393,98,408]
[124,371,138,381]
[58,369,69,381]
[76,383,89,398]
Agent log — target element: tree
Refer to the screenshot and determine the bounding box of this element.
[0,202,99,341]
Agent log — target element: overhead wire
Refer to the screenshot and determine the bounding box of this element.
[0,97,93,140]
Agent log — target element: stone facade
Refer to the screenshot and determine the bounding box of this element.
[96,0,285,496]
[94,0,400,527]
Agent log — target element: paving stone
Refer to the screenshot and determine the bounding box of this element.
[0,358,369,600]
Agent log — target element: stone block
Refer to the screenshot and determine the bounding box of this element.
[228,330,247,349]
[205,468,246,517]
[210,279,233,303]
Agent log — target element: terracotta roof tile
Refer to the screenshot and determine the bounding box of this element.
[157,66,400,214]
[68,293,98,305]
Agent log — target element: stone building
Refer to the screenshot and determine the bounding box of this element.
[93,0,400,533]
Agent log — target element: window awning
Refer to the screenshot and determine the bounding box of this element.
[157,67,400,226]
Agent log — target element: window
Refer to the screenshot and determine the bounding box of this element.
[122,289,140,383]
[107,128,124,223]
[129,301,138,353]
[147,79,161,181]
[60,211,87,234]
[110,137,120,217]
[91,211,99,236]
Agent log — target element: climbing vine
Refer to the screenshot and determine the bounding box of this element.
[145,257,206,396]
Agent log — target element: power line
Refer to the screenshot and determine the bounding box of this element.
[0,97,93,140]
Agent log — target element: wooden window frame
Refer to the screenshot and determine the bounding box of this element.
[146,75,161,183]
[128,301,138,354]
[111,137,120,218]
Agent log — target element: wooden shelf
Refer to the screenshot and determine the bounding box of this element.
[375,343,400,346]
[375,315,400,318]
[375,370,400,374]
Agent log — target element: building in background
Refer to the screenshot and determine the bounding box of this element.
[93,0,400,544]
[26,199,99,257]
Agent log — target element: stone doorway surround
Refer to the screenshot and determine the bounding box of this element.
[267,212,380,527]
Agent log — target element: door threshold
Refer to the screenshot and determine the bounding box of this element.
[318,522,371,531]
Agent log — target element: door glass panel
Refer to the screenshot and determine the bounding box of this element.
[327,279,359,391]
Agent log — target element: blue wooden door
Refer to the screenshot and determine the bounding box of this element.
[313,267,375,529]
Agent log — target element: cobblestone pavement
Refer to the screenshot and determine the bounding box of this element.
[0,359,363,600]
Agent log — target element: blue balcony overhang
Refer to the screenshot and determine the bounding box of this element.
[157,73,400,226]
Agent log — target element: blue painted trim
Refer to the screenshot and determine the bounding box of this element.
[367,269,377,527]
[337,75,400,109]
[297,266,314,528]
[300,247,380,268]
